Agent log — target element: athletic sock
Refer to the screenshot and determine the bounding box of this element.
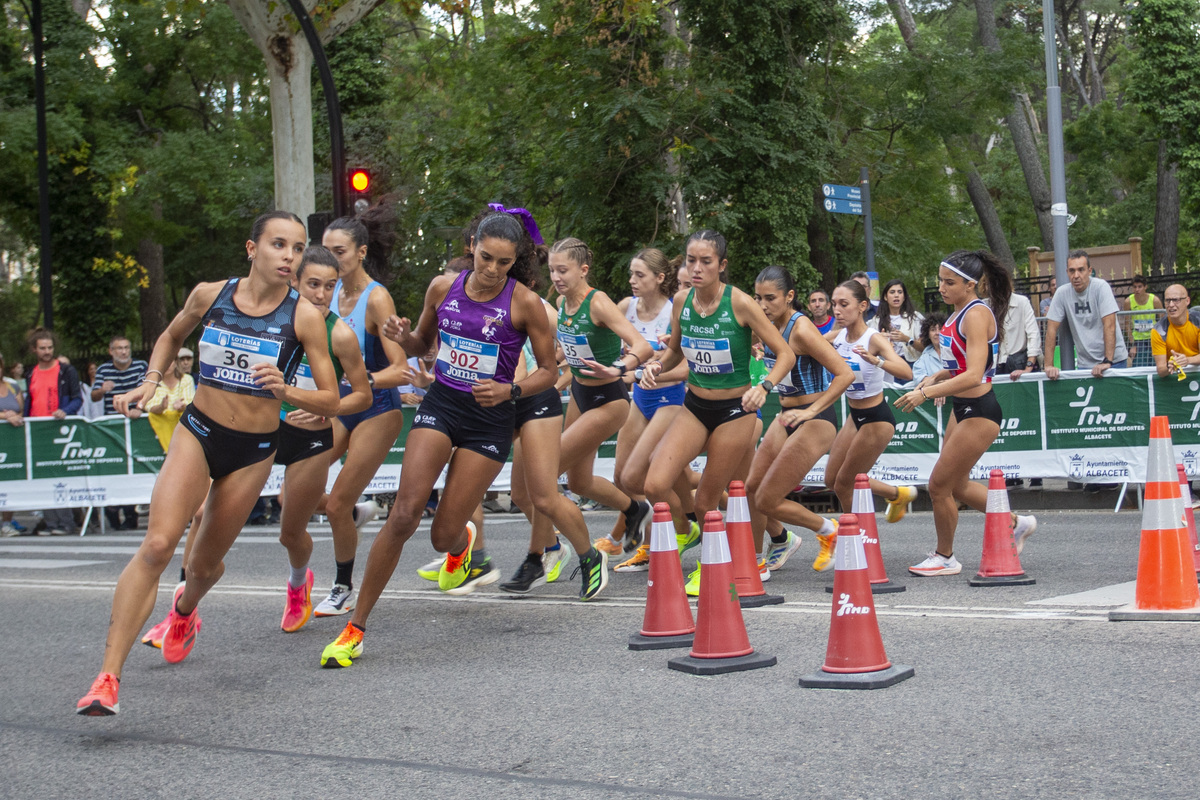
[817,519,835,536]
[685,512,697,524]
[179,567,186,583]
[289,564,308,588]
[624,499,640,519]
[525,551,542,564]
[349,622,364,634]
[473,547,489,563]
[770,529,789,544]
[335,558,354,588]
[544,540,561,551]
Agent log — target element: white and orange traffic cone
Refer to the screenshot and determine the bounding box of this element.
[969,469,1036,587]
[727,481,783,607]
[826,474,904,594]
[629,503,695,651]
[1175,464,1200,575]
[669,511,776,675]
[800,514,914,689]
[1111,417,1200,621]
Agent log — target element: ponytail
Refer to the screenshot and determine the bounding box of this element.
[942,249,1011,344]
[756,265,800,311]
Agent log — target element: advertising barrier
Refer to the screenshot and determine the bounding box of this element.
[0,367,1191,513]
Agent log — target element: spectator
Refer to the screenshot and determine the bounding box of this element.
[24,328,81,535]
[807,288,835,334]
[850,271,879,322]
[79,361,105,419]
[92,335,147,530]
[1039,277,1056,316]
[909,311,946,386]
[398,343,437,406]
[1044,250,1128,379]
[0,352,22,537]
[1124,274,1161,368]
[872,279,924,365]
[995,290,1042,379]
[176,346,195,380]
[1152,284,1200,380]
[145,354,195,452]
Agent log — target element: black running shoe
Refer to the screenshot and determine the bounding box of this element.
[572,548,609,601]
[622,500,651,552]
[499,554,546,594]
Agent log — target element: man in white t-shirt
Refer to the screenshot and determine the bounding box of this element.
[1044,250,1127,379]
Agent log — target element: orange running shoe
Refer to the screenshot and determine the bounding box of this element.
[281,568,315,633]
[161,584,200,664]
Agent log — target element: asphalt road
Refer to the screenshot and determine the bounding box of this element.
[3,505,1199,799]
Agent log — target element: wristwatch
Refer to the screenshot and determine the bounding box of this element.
[760,379,774,393]
[367,372,376,389]
[611,359,628,377]
[510,383,523,403]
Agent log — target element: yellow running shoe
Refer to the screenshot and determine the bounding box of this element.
[885,485,918,523]
[594,536,623,557]
[684,563,701,597]
[438,523,477,591]
[416,557,444,581]
[320,622,364,668]
[676,521,701,553]
[812,519,839,572]
[615,543,650,573]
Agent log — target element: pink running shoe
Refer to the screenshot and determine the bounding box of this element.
[76,672,119,716]
[281,568,315,633]
[161,583,201,664]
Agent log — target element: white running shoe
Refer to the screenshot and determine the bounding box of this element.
[1014,514,1037,555]
[541,535,570,583]
[763,530,802,571]
[352,501,380,531]
[313,583,356,616]
[908,552,962,577]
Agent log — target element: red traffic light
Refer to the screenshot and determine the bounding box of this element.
[349,168,371,194]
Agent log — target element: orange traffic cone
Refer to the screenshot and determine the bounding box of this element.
[668,511,776,675]
[1111,417,1200,620]
[726,481,783,607]
[969,469,1036,586]
[826,474,904,594]
[1175,465,1200,574]
[629,503,695,651]
[799,514,913,689]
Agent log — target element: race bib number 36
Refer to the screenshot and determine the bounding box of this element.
[438,332,499,383]
[681,335,733,375]
[558,331,596,368]
[200,326,282,391]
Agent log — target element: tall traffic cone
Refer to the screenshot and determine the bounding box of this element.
[726,481,783,607]
[1111,417,1200,620]
[668,511,776,675]
[629,503,695,651]
[1175,464,1200,574]
[969,470,1036,587]
[800,514,914,689]
[826,474,904,594]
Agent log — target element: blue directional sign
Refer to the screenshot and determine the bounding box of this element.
[822,196,863,216]
[822,183,861,201]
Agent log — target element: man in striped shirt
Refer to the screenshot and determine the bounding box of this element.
[93,336,147,530]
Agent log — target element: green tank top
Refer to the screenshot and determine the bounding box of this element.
[558,289,622,380]
[1129,294,1156,341]
[281,311,343,415]
[679,285,751,389]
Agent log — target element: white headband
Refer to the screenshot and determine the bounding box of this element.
[940,260,977,282]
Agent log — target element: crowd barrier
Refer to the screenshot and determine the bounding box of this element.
[1,366,1194,513]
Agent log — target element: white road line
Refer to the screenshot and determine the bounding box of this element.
[0,559,108,569]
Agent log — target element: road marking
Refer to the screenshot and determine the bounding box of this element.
[1027,581,1136,607]
[0,559,107,569]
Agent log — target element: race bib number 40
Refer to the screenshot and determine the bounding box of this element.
[681,335,733,375]
[558,331,596,368]
[438,331,499,383]
[200,326,281,391]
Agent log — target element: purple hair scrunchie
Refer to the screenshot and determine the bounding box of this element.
[487,203,544,245]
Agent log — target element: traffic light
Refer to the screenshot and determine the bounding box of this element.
[348,168,371,214]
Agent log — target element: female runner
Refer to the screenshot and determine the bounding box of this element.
[313,205,413,618]
[550,238,654,555]
[319,213,606,668]
[640,230,795,549]
[895,250,1036,575]
[78,211,341,715]
[745,266,853,572]
[816,280,914,571]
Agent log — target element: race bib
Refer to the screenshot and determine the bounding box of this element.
[681,335,733,375]
[291,360,317,392]
[1134,317,1153,333]
[199,325,281,391]
[763,357,797,394]
[940,333,958,373]
[558,331,596,368]
[437,331,499,384]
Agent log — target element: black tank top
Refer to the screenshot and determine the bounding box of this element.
[197,278,304,399]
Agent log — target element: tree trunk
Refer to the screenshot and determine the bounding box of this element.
[806,186,837,289]
[137,227,168,348]
[977,0,1053,249]
[885,0,918,49]
[661,2,688,235]
[966,167,1015,268]
[1153,140,1180,274]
